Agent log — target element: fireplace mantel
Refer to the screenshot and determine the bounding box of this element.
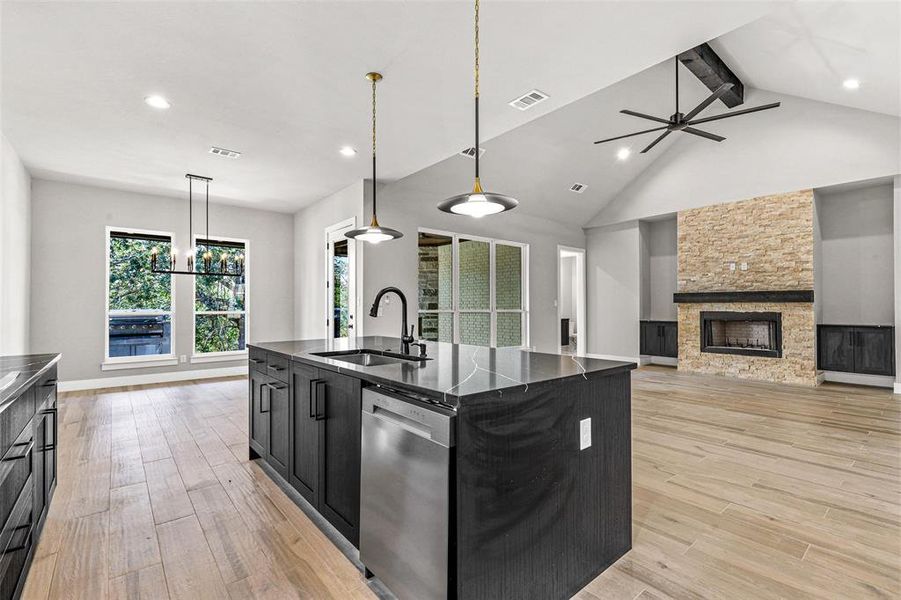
[673,290,814,303]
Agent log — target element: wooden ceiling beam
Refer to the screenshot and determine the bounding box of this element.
[677,43,744,108]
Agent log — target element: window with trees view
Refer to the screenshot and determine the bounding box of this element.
[194,238,247,354]
[106,229,174,361]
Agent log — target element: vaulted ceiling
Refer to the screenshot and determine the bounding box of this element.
[2,1,776,211]
[2,1,896,222]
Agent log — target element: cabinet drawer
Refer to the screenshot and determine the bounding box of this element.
[265,353,289,382]
[0,422,33,531]
[0,476,33,600]
[35,367,57,410]
[0,388,35,461]
[248,348,267,372]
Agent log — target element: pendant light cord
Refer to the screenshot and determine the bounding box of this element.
[372,74,378,221]
[205,179,210,262]
[675,56,679,115]
[474,0,480,181]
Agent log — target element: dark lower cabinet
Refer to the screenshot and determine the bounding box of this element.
[640,321,678,358]
[289,363,319,505]
[817,325,894,376]
[251,355,363,547]
[248,370,269,458]
[316,369,361,546]
[0,357,57,600]
[267,380,290,476]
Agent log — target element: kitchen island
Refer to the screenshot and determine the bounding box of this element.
[248,336,635,600]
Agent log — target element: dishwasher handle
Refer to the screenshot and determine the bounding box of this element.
[362,389,454,448]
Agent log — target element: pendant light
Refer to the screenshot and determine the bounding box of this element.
[346,72,403,243]
[149,174,244,277]
[437,0,517,218]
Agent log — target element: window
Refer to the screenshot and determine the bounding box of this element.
[193,237,247,355]
[417,230,528,348]
[106,229,174,362]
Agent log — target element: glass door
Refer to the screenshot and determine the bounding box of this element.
[326,223,356,343]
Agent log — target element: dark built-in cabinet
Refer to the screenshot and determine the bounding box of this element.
[640,320,678,358]
[249,349,362,546]
[817,325,895,376]
[0,358,58,600]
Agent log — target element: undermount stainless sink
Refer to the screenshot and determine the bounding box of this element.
[311,349,428,367]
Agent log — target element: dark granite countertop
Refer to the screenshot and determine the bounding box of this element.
[250,336,635,405]
[0,353,60,405]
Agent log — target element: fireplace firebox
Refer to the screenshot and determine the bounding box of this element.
[700,311,782,358]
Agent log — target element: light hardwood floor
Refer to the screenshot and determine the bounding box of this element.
[21,368,900,600]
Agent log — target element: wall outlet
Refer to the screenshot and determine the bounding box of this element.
[179,355,187,363]
[579,418,591,450]
[740,262,749,271]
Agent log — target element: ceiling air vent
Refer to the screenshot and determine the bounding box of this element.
[508,89,549,111]
[209,146,242,159]
[459,146,486,159]
[570,183,587,194]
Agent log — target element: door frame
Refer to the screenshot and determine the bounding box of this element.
[557,245,586,356]
[325,218,357,343]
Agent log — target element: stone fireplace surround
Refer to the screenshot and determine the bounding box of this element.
[675,190,818,386]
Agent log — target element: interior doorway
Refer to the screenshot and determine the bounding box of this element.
[558,246,586,355]
[326,219,357,343]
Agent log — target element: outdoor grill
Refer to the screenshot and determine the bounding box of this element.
[109,315,172,357]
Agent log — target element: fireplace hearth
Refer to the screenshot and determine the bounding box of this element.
[701,311,782,358]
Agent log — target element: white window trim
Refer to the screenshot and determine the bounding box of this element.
[418,227,530,348]
[191,234,249,359]
[104,226,176,367]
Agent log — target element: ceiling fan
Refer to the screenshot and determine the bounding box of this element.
[594,57,781,154]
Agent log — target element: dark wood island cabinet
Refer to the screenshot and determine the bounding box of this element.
[0,354,59,600]
[249,338,635,600]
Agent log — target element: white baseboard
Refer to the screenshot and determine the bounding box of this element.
[59,365,248,392]
[821,371,895,390]
[894,382,901,395]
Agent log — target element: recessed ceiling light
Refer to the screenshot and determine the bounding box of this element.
[616,147,631,161]
[144,95,171,109]
[842,78,860,90]
[339,146,357,157]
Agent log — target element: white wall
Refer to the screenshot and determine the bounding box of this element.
[585,221,641,360]
[588,90,901,227]
[815,182,894,325]
[645,218,677,321]
[359,175,585,354]
[895,175,901,389]
[0,134,31,355]
[559,256,576,322]
[293,180,364,340]
[29,179,294,382]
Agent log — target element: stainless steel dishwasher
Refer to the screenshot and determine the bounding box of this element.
[360,387,455,600]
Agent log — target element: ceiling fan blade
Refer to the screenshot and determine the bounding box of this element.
[682,127,725,142]
[594,126,669,145]
[640,130,671,153]
[687,102,781,126]
[620,109,671,125]
[681,83,734,122]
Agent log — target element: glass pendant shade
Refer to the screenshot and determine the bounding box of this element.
[437,178,517,218]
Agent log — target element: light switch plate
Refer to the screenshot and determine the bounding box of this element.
[728,262,736,271]
[740,262,749,271]
[579,418,591,450]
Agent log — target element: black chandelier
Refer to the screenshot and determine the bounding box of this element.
[149,174,245,277]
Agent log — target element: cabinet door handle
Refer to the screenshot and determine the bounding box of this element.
[41,379,58,387]
[249,358,264,364]
[40,408,57,452]
[267,383,287,391]
[309,379,322,419]
[260,384,270,414]
[314,381,327,421]
[267,364,285,372]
